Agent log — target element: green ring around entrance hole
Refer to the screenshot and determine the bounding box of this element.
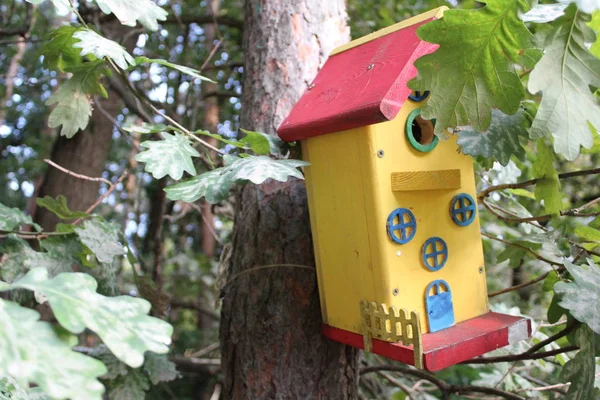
[406,108,438,153]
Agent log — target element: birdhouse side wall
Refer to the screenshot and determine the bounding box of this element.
[301,126,390,335]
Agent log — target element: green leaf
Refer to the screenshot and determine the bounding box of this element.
[88,345,129,380]
[408,0,534,135]
[164,168,234,204]
[457,109,528,166]
[135,132,200,179]
[533,139,561,214]
[0,236,75,283]
[507,188,535,199]
[0,375,30,400]
[165,156,309,204]
[122,122,168,134]
[143,353,179,385]
[135,57,215,82]
[65,61,111,97]
[89,345,178,395]
[521,3,567,23]
[547,294,567,324]
[36,195,89,220]
[46,79,92,138]
[193,130,245,148]
[575,226,600,243]
[45,61,110,138]
[9,268,173,367]
[543,270,559,292]
[73,29,135,70]
[554,260,600,334]
[590,11,600,58]
[560,325,596,399]
[75,219,126,264]
[0,203,40,232]
[224,156,309,184]
[240,129,285,155]
[107,369,149,400]
[496,246,526,268]
[528,6,600,161]
[0,298,107,400]
[93,0,168,31]
[38,25,83,71]
[574,0,600,13]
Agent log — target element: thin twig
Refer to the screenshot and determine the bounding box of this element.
[515,382,570,393]
[488,270,553,298]
[462,345,578,364]
[44,159,112,186]
[482,232,563,267]
[478,168,600,200]
[71,172,129,225]
[524,322,578,355]
[187,342,219,358]
[360,365,525,400]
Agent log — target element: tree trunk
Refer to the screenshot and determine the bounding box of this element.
[200,0,221,259]
[220,1,358,399]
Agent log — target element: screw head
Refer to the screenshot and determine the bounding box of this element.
[392,288,399,296]
[367,63,375,71]
[478,266,484,274]
[377,150,384,158]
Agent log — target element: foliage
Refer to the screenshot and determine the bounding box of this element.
[528,4,600,160]
[456,109,528,166]
[0,298,107,400]
[409,0,534,135]
[555,260,600,333]
[135,132,201,180]
[559,325,598,399]
[2,0,600,398]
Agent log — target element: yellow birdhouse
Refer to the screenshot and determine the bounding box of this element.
[277,7,531,371]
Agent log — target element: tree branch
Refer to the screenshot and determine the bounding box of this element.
[462,345,578,364]
[170,298,220,321]
[360,365,525,400]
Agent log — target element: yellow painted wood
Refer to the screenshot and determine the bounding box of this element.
[391,169,461,192]
[303,98,489,335]
[366,103,488,333]
[329,6,447,56]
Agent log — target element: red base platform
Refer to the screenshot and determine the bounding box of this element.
[322,312,531,371]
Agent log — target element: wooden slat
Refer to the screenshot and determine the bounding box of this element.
[322,312,532,372]
[391,169,461,192]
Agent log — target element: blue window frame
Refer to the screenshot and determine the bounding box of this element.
[408,90,430,102]
[450,193,476,226]
[421,237,448,271]
[386,208,417,244]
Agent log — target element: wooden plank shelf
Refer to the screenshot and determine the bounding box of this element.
[322,312,531,371]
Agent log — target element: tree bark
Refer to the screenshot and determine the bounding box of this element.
[220,1,358,399]
[200,0,221,259]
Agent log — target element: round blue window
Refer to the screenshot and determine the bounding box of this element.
[422,237,448,271]
[450,193,476,226]
[408,90,430,102]
[387,208,417,244]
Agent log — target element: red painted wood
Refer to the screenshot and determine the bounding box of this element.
[277,19,438,142]
[322,312,531,371]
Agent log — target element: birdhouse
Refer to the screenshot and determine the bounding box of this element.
[277,7,531,371]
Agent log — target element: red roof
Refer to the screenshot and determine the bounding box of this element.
[277,19,438,142]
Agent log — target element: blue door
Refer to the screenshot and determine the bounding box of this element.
[425,280,455,332]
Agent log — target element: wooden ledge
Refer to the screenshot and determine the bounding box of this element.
[391,169,461,192]
[322,312,531,371]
